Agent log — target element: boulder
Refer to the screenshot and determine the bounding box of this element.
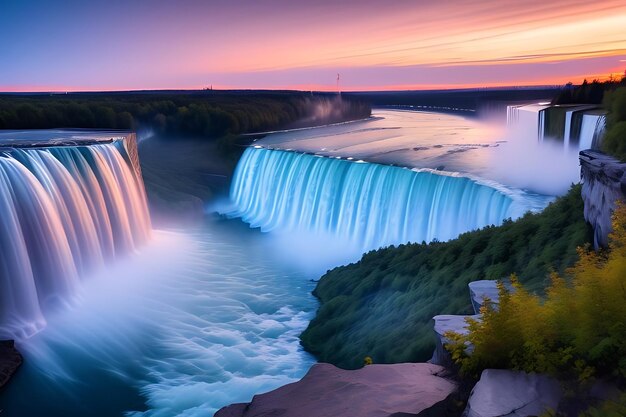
[214,362,458,417]
[430,314,479,367]
[462,369,562,417]
[469,281,500,314]
[0,340,23,389]
[468,280,514,314]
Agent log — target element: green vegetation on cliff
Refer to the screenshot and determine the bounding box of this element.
[602,87,626,162]
[300,186,591,369]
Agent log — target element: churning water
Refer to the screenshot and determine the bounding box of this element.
[0,137,317,417]
[1,223,318,417]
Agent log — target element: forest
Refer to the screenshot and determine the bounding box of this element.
[0,91,371,141]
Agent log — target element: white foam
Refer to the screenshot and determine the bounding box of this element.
[13,228,317,416]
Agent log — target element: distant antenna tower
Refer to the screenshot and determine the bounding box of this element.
[336,73,341,96]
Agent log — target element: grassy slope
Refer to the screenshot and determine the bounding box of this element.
[300,185,592,369]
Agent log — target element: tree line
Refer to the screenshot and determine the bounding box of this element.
[0,91,371,140]
[552,77,626,105]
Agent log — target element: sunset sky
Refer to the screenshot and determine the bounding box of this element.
[1,0,625,92]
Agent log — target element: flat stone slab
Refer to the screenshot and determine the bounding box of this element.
[463,369,562,417]
[433,314,480,338]
[430,315,480,366]
[0,340,23,389]
[215,362,457,417]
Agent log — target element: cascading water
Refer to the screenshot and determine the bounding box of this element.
[228,147,527,252]
[0,141,151,339]
[507,104,549,143]
[507,104,606,150]
[579,113,607,150]
[0,137,317,417]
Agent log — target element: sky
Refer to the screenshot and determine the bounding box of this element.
[1,0,625,92]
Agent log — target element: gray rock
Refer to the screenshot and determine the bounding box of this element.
[580,150,626,249]
[214,362,457,417]
[0,340,23,389]
[463,369,562,417]
[469,281,499,314]
[430,315,480,367]
[469,280,515,314]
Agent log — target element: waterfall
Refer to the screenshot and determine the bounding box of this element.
[506,104,606,150]
[563,109,574,148]
[0,141,151,339]
[506,104,549,143]
[593,114,607,148]
[228,147,525,253]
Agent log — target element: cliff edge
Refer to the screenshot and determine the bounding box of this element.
[579,150,626,248]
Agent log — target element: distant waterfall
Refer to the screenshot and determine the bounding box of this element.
[579,113,606,150]
[229,147,523,252]
[507,104,548,143]
[507,104,606,150]
[0,142,151,339]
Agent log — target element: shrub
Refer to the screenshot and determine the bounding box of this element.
[446,204,626,383]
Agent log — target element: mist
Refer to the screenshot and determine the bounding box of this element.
[487,124,581,197]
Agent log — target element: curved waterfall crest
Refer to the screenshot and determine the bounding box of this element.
[229,147,524,252]
[0,141,151,339]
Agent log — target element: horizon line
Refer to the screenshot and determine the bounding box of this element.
[0,84,575,95]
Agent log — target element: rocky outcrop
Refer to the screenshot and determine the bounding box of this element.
[579,150,626,248]
[123,132,143,178]
[0,340,23,389]
[468,280,514,314]
[430,314,480,367]
[462,369,562,417]
[469,281,499,314]
[431,280,515,365]
[214,363,457,417]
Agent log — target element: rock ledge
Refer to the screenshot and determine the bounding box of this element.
[215,362,457,417]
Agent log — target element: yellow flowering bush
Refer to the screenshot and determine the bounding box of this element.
[446,203,626,383]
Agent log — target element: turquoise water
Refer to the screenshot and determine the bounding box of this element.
[227,147,548,253]
[0,220,318,417]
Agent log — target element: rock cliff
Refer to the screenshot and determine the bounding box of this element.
[579,150,626,248]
